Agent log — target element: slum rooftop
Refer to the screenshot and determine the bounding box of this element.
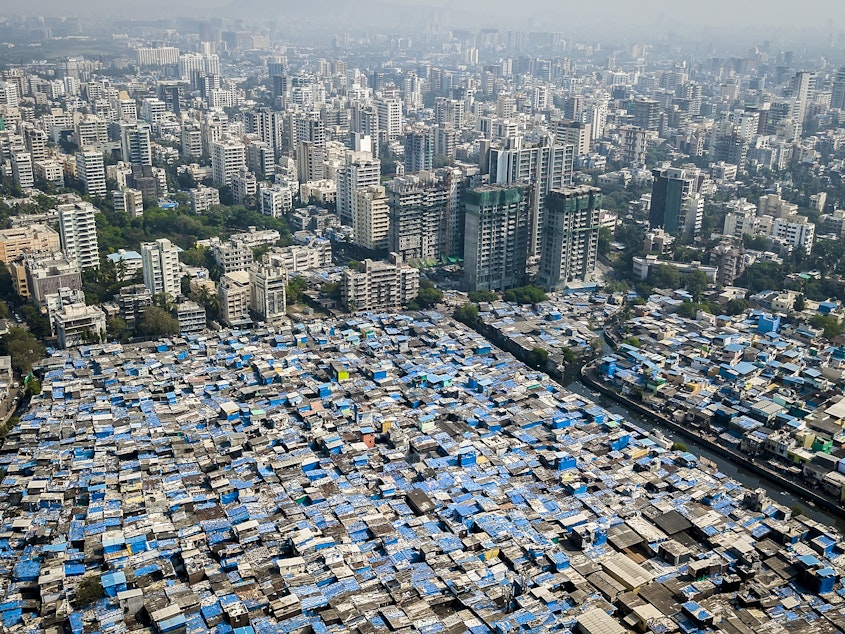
[2,312,845,634]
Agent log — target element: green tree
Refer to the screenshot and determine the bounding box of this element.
[75,575,104,608]
[682,270,710,301]
[454,302,479,325]
[648,264,680,289]
[811,314,843,340]
[468,289,498,303]
[526,347,550,368]
[0,327,46,374]
[412,286,443,309]
[671,441,688,452]
[19,305,51,340]
[106,317,130,342]
[25,378,41,396]
[724,299,750,316]
[503,285,546,305]
[320,281,342,300]
[137,306,180,338]
[794,294,806,312]
[598,225,613,257]
[621,336,642,348]
[286,276,309,305]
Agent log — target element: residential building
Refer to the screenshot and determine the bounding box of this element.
[11,151,33,189]
[113,188,144,217]
[387,171,450,263]
[141,238,181,298]
[0,224,60,263]
[353,185,390,250]
[33,160,64,188]
[538,186,602,289]
[712,243,747,286]
[488,135,574,259]
[259,184,293,218]
[116,284,152,330]
[219,270,252,327]
[404,130,433,173]
[120,123,152,166]
[106,249,143,281]
[249,253,288,322]
[772,215,815,253]
[649,166,704,237]
[58,201,100,270]
[189,186,220,214]
[175,300,206,334]
[212,239,253,274]
[20,253,82,304]
[53,303,106,349]
[341,253,419,312]
[75,149,107,197]
[336,151,381,226]
[211,139,246,186]
[463,184,529,292]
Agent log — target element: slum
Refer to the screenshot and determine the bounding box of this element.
[598,290,845,504]
[477,293,622,368]
[2,312,845,634]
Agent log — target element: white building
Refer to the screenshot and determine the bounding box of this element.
[211,139,246,186]
[249,254,288,322]
[219,270,252,326]
[54,302,107,349]
[336,151,380,226]
[342,253,420,312]
[58,201,100,270]
[141,238,181,298]
[189,186,220,214]
[259,184,293,218]
[771,215,815,253]
[75,149,107,197]
[113,188,144,217]
[353,185,390,250]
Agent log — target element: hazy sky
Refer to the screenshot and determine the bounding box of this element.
[8,0,844,35]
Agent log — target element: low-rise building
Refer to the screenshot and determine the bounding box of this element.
[175,300,206,334]
[342,253,419,312]
[53,302,107,349]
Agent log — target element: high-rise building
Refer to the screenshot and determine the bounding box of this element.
[22,124,47,162]
[387,171,450,262]
[218,270,252,327]
[552,120,591,157]
[538,186,602,289]
[58,202,100,270]
[120,123,152,166]
[10,151,33,189]
[341,253,419,312]
[376,97,403,141]
[249,252,288,323]
[75,149,107,197]
[649,167,704,237]
[353,185,390,250]
[831,67,845,110]
[463,184,529,292]
[181,125,203,158]
[790,71,816,136]
[141,238,181,298]
[404,130,433,174]
[249,107,283,157]
[336,151,381,226]
[211,139,246,186]
[488,135,574,259]
[629,98,660,131]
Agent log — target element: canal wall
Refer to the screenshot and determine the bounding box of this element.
[581,364,845,520]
